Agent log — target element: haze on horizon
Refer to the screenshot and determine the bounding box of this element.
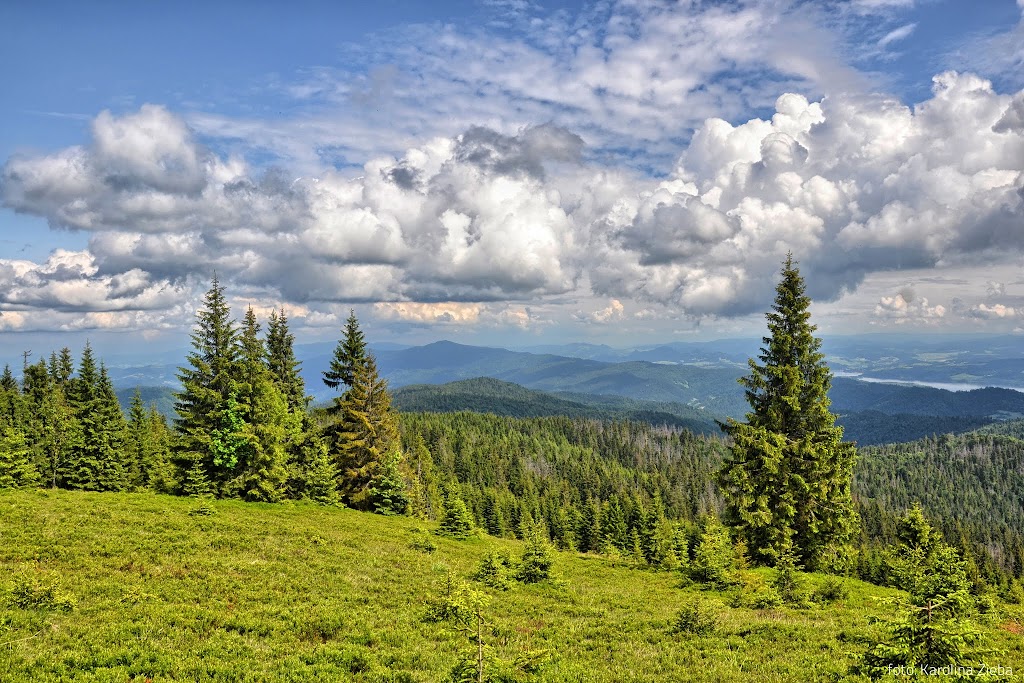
[1,0,1023,359]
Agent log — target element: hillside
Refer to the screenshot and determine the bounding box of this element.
[856,430,1024,575]
[2,490,1021,682]
[392,377,721,435]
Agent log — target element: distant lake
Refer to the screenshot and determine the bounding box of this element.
[836,372,1024,393]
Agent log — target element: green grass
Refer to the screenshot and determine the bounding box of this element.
[1,490,1021,682]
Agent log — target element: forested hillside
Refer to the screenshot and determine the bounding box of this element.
[856,431,1024,578]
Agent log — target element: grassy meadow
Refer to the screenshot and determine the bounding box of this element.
[1,489,1021,682]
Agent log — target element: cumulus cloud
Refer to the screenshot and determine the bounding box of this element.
[2,69,1023,332]
[874,288,946,323]
[973,303,1016,319]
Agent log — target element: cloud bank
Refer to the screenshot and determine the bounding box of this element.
[1,71,1023,333]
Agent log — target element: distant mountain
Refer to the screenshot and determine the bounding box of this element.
[114,386,177,419]
[392,377,721,435]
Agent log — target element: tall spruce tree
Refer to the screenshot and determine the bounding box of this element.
[718,255,856,569]
[64,347,127,491]
[266,308,308,413]
[323,310,367,391]
[233,307,293,502]
[327,353,402,509]
[175,275,241,492]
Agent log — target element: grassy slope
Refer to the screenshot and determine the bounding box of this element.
[1,490,1021,683]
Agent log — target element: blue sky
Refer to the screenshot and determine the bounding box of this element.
[1,0,1023,357]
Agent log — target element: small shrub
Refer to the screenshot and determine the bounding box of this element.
[671,597,718,636]
[10,570,75,612]
[188,503,215,517]
[518,528,554,584]
[410,528,438,553]
[473,552,515,590]
[813,576,849,604]
[437,498,475,539]
[750,587,783,609]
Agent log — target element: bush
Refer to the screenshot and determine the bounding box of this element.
[813,576,849,604]
[9,570,75,612]
[518,528,554,584]
[410,528,437,553]
[473,552,515,590]
[750,588,783,609]
[671,597,718,636]
[437,497,475,539]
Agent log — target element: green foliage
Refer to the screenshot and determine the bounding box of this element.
[323,310,367,391]
[301,437,340,505]
[9,569,75,612]
[0,423,40,489]
[472,551,515,590]
[718,256,857,570]
[266,308,309,413]
[439,496,476,539]
[857,506,996,679]
[813,576,849,605]
[368,450,410,515]
[326,353,401,509]
[771,548,808,607]
[518,526,554,584]
[671,597,718,636]
[690,517,734,587]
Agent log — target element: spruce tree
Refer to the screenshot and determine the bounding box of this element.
[0,423,40,489]
[266,308,308,413]
[233,307,293,502]
[126,388,150,490]
[327,354,402,508]
[64,348,127,491]
[323,310,367,391]
[175,275,240,492]
[718,255,856,569]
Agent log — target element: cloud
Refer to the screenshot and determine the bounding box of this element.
[973,303,1016,319]
[878,23,917,48]
[590,299,625,323]
[187,0,866,176]
[1,69,1023,332]
[874,288,946,323]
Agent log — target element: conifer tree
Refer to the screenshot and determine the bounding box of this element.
[64,348,127,491]
[327,354,402,508]
[718,255,856,569]
[266,308,308,413]
[175,275,240,492]
[126,389,150,490]
[232,307,294,502]
[146,405,176,493]
[0,423,40,489]
[323,310,367,391]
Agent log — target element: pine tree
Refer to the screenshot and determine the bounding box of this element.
[718,255,857,569]
[231,307,295,502]
[126,388,151,490]
[266,308,308,413]
[64,348,126,491]
[175,275,240,492]
[327,353,401,509]
[323,310,367,391]
[0,423,40,489]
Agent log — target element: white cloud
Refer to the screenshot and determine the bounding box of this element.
[1,69,1023,333]
[878,23,917,48]
[973,303,1016,319]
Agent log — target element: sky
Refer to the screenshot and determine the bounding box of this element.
[1,0,1023,358]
